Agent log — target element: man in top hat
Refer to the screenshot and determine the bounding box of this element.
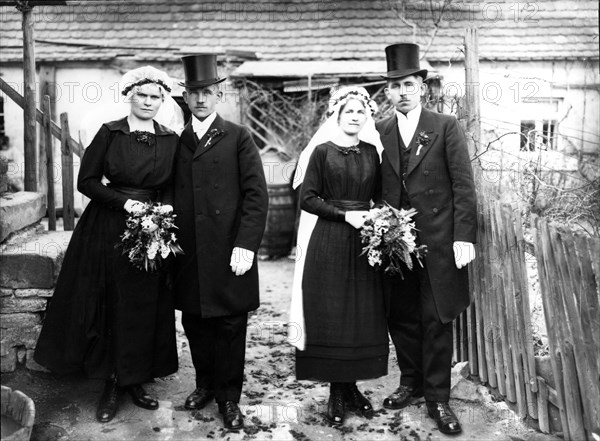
[377,43,478,435]
[172,53,268,430]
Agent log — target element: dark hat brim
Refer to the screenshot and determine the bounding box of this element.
[178,77,227,88]
[382,69,428,81]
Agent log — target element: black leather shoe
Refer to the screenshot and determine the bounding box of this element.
[218,401,244,430]
[96,376,119,423]
[383,385,423,409]
[426,401,462,435]
[184,387,214,410]
[344,384,374,418]
[326,384,346,426]
[128,384,158,410]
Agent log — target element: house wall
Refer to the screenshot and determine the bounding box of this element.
[430,59,599,204]
[432,59,600,156]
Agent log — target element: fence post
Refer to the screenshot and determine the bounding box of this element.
[42,95,56,230]
[464,28,481,167]
[60,112,75,231]
[536,376,550,433]
[21,3,37,191]
[489,201,510,399]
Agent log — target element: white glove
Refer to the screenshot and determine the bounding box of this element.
[124,199,145,214]
[453,241,476,269]
[159,204,173,213]
[230,247,255,276]
[345,210,369,229]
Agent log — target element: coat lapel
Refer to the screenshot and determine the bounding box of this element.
[379,115,401,177]
[406,109,439,176]
[180,123,198,154]
[193,115,227,159]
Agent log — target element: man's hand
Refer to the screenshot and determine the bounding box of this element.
[230,247,255,276]
[345,211,369,229]
[453,241,476,269]
[124,199,145,214]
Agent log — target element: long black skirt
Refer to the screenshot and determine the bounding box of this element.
[34,200,178,386]
[296,218,388,382]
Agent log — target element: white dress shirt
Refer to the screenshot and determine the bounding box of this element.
[191,112,217,140]
[395,104,422,148]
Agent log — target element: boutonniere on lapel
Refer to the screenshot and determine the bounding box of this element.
[204,128,225,148]
[415,131,430,156]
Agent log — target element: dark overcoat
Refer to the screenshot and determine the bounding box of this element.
[172,115,268,318]
[377,109,477,323]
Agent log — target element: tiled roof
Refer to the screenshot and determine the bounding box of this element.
[0,0,598,64]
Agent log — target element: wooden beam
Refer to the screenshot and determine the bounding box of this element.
[0,76,83,158]
[21,2,37,191]
[0,1,67,6]
[42,95,56,230]
[38,64,56,195]
[464,29,482,172]
[60,112,75,230]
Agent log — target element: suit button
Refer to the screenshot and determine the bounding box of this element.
[214,184,219,189]
[215,209,221,215]
[424,170,430,176]
[384,190,389,195]
[180,185,184,189]
[433,208,439,214]
[213,158,219,163]
[428,189,434,195]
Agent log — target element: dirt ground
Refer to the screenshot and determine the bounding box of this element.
[2,259,558,441]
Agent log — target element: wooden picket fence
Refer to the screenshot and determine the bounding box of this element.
[534,217,600,440]
[452,193,600,440]
[0,76,83,231]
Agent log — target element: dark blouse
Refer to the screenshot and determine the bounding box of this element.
[300,140,381,221]
[77,118,178,210]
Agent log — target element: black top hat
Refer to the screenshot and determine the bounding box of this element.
[384,43,428,80]
[179,54,226,88]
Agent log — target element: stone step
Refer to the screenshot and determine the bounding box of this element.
[0,231,72,289]
[0,191,46,242]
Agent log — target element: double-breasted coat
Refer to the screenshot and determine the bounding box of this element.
[172,115,268,318]
[378,108,477,323]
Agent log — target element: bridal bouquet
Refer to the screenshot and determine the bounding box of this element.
[117,202,183,272]
[360,203,427,278]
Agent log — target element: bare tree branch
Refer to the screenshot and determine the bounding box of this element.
[387,0,417,43]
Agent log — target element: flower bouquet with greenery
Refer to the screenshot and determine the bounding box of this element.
[117,203,183,272]
[360,202,427,278]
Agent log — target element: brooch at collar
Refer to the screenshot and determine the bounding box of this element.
[334,145,361,155]
[132,130,155,146]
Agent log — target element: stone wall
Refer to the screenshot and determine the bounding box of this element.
[0,230,71,372]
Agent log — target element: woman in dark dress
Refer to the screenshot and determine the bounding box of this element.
[292,87,388,426]
[34,66,179,423]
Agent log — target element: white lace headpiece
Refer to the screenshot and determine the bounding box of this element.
[120,65,173,97]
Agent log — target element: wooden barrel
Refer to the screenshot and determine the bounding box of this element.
[259,183,296,258]
[1,386,35,441]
